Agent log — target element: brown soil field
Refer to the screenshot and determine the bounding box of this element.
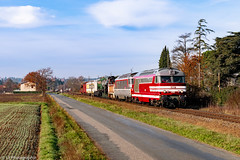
[0,93,45,103]
[0,103,41,159]
[76,95,240,138]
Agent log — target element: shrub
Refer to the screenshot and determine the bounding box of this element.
[211,86,237,106]
[225,87,240,109]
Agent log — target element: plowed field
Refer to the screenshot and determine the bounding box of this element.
[0,104,40,159]
[0,94,45,103]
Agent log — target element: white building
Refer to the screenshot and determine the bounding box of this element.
[20,82,37,91]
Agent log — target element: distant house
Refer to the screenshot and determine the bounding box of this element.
[0,85,6,93]
[20,82,37,91]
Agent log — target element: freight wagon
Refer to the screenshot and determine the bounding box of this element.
[94,77,108,97]
[80,82,87,94]
[86,80,97,95]
[107,76,117,99]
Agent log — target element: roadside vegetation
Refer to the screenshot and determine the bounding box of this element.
[38,103,59,160]
[65,94,240,155]
[47,95,106,160]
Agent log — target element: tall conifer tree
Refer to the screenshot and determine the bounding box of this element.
[159,46,171,69]
[193,19,214,87]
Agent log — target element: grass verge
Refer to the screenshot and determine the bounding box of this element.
[38,103,59,160]
[65,94,240,155]
[47,95,106,160]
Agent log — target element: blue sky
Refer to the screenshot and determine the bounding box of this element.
[0,0,239,78]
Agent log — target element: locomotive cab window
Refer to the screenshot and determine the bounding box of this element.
[173,76,185,83]
[161,76,171,83]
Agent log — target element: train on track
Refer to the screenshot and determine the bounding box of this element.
[80,68,187,108]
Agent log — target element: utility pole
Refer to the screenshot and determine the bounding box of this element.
[91,83,93,99]
[218,72,221,93]
[167,52,170,68]
[198,44,201,88]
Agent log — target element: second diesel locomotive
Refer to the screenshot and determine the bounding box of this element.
[114,72,137,101]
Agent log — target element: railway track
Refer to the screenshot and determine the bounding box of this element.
[68,93,240,124]
[171,108,240,124]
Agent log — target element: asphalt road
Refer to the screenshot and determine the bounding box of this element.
[50,93,240,160]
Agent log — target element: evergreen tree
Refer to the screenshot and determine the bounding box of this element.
[193,19,214,87]
[159,46,171,69]
[203,32,240,87]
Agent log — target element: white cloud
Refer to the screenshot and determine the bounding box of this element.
[0,5,54,28]
[87,0,179,28]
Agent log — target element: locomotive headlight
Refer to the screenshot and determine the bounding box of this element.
[181,90,184,93]
[164,90,167,93]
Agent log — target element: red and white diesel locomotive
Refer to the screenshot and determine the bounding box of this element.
[131,68,186,108]
[79,68,187,108]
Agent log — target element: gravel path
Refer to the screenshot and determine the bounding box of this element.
[50,94,240,160]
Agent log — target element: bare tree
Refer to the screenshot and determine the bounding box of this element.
[23,67,53,96]
[172,33,195,83]
[37,67,53,96]
[65,76,84,92]
[172,33,193,66]
[4,78,18,92]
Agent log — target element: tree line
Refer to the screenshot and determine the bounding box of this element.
[159,19,240,107]
[22,68,85,95]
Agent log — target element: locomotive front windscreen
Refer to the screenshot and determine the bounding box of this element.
[161,76,171,83]
[115,80,129,89]
[173,76,185,83]
[160,76,185,83]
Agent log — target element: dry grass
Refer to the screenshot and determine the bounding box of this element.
[48,101,82,160]
[202,105,240,116]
